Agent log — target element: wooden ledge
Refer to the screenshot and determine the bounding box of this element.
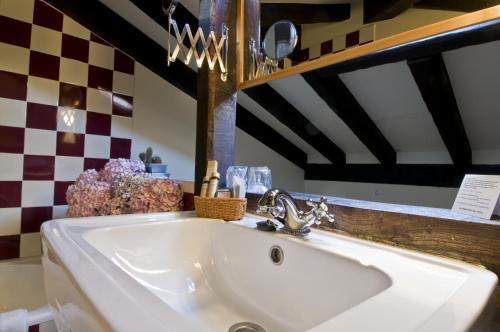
[246,192,500,277]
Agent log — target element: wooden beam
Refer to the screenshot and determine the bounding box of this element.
[261,3,350,28]
[45,0,197,98]
[243,84,346,164]
[240,0,260,82]
[236,104,307,168]
[195,0,238,192]
[407,54,471,166]
[364,0,414,24]
[302,71,396,164]
[415,0,500,12]
[239,6,500,90]
[305,164,500,187]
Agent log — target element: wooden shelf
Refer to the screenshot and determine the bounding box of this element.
[238,5,500,90]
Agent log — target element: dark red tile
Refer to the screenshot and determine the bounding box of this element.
[91,33,111,46]
[114,50,134,75]
[346,30,360,48]
[29,51,60,81]
[86,111,111,136]
[56,132,85,157]
[321,40,333,56]
[0,16,31,48]
[21,206,52,233]
[0,181,22,208]
[0,126,24,154]
[28,325,39,332]
[297,48,310,63]
[110,137,131,159]
[33,0,63,31]
[54,181,73,205]
[88,65,113,92]
[112,94,133,117]
[26,102,57,130]
[84,158,108,171]
[0,70,27,101]
[23,155,55,180]
[59,82,87,110]
[61,34,89,63]
[182,193,194,211]
[0,235,20,260]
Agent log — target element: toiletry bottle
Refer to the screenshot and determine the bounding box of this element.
[207,172,220,198]
[200,176,210,197]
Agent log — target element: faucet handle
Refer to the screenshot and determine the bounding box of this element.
[306,197,335,225]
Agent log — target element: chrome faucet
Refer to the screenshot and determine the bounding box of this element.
[257,189,335,235]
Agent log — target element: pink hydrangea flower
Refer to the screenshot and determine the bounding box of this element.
[66,159,183,217]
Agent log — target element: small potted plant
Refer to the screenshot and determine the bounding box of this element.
[139,147,167,175]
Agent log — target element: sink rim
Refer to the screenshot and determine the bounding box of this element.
[41,211,498,332]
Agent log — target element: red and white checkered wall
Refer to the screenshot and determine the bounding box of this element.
[0,0,136,260]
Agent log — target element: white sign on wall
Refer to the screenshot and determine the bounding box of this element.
[452,174,500,219]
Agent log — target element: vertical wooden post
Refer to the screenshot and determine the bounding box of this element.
[195,0,238,193]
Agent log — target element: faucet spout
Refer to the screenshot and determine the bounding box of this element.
[257,189,334,235]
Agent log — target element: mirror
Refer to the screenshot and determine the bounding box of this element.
[262,20,298,61]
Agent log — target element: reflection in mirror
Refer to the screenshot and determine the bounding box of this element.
[241,12,500,209]
[262,20,298,61]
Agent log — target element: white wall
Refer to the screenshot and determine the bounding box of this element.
[235,128,305,192]
[131,63,197,181]
[304,180,458,208]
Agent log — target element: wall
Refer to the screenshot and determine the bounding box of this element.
[301,0,463,49]
[131,63,197,181]
[304,180,458,209]
[0,0,136,260]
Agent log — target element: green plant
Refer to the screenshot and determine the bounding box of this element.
[152,155,162,163]
[139,147,154,164]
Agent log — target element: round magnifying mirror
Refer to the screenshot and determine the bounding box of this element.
[262,20,298,61]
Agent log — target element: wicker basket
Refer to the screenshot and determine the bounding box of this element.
[194,196,247,221]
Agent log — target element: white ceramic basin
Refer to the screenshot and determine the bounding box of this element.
[41,212,497,332]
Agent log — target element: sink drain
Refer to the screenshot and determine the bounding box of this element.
[269,245,284,265]
[228,322,266,332]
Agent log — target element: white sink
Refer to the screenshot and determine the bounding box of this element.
[41,212,497,332]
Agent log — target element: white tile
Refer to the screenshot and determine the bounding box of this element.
[24,129,56,156]
[0,0,35,23]
[54,156,83,181]
[0,208,21,236]
[111,115,132,139]
[20,233,42,257]
[52,205,68,219]
[56,108,86,133]
[332,36,346,53]
[22,181,54,207]
[360,24,375,44]
[112,72,134,96]
[89,42,114,70]
[27,76,60,106]
[309,44,321,60]
[84,134,110,159]
[0,97,26,127]
[86,88,112,114]
[30,25,62,57]
[62,16,90,40]
[59,58,88,86]
[0,153,23,181]
[0,42,30,75]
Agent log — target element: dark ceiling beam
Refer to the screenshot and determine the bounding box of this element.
[318,17,500,77]
[305,164,500,187]
[302,71,396,164]
[415,0,500,12]
[261,3,350,29]
[363,0,416,24]
[407,54,471,166]
[236,105,307,169]
[244,84,346,164]
[45,0,197,98]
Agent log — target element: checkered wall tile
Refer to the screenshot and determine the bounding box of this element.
[0,0,136,260]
